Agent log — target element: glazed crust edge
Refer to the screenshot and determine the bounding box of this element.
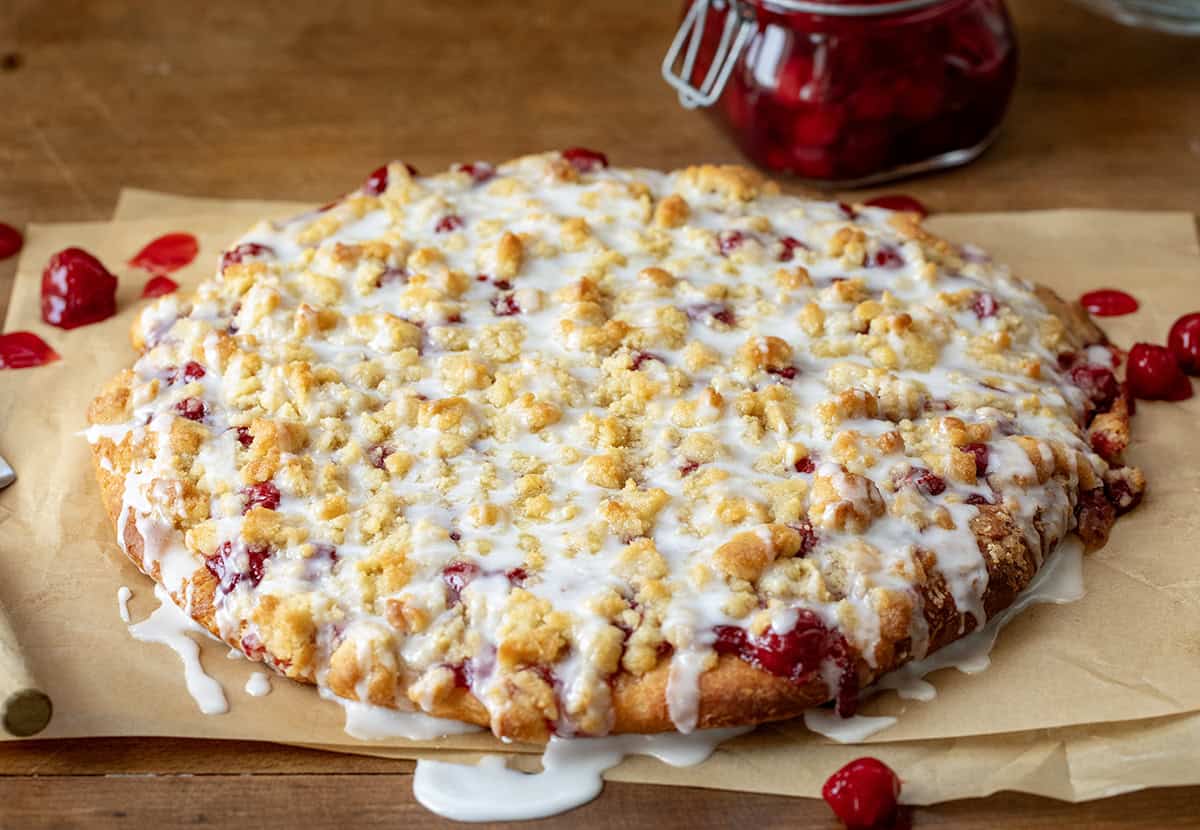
[85,290,1130,743]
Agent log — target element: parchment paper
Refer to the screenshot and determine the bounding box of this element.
[1,191,1198,804]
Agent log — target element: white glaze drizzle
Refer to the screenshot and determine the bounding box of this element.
[116,586,133,623]
[319,687,480,741]
[128,584,229,715]
[244,671,273,697]
[413,727,749,822]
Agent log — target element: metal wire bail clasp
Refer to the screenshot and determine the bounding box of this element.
[662,0,757,109]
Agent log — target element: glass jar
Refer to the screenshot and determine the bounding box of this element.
[663,0,1018,186]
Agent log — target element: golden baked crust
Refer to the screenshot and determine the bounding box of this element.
[87,153,1143,742]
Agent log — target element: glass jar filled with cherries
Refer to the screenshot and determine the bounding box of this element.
[663,0,1018,185]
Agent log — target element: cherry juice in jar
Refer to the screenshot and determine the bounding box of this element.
[668,0,1017,185]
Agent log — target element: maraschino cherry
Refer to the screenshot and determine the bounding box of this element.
[822,757,902,829]
[0,222,23,260]
[1168,313,1200,375]
[1126,342,1192,401]
[41,247,118,329]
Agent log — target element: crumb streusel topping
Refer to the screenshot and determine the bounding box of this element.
[88,152,1134,739]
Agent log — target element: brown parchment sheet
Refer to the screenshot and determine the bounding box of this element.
[1,192,1198,804]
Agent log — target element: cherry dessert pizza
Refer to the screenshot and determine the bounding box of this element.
[87,152,1144,741]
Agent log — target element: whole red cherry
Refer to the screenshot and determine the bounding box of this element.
[1168,313,1200,375]
[822,757,901,829]
[41,247,118,329]
[1126,342,1193,401]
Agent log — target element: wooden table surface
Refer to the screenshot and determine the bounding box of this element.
[2,1,1199,827]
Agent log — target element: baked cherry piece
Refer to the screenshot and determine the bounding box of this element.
[962,442,989,476]
[141,275,179,298]
[1080,289,1138,318]
[220,242,274,272]
[0,331,60,369]
[778,236,808,262]
[905,467,946,496]
[455,162,496,184]
[562,146,608,173]
[1067,364,1120,411]
[717,230,748,256]
[822,757,902,830]
[362,162,419,196]
[435,215,464,233]
[41,247,119,330]
[442,561,480,604]
[174,397,208,421]
[863,194,929,218]
[1127,342,1193,401]
[167,361,206,384]
[971,291,998,320]
[242,481,281,513]
[0,222,23,260]
[1168,312,1200,375]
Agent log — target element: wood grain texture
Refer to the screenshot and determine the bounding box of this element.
[1,0,1198,826]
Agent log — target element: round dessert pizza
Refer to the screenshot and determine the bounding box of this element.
[87,151,1145,741]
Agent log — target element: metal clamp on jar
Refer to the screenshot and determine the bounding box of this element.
[663,0,1018,186]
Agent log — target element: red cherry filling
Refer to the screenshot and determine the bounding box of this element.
[971,291,998,320]
[679,459,701,477]
[1168,312,1200,375]
[1127,342,1193,401]
[491,293,521,317]
[166,361,206,384]
[794,456,815,474]
[206,541,272,594]
[505,567,528,586]
[789,519,819,558]
[129,232,199,275]
[1067,364,1120,411]
[235,426,254,448]
[442,561,480,605]
[863,194,929,218]
[435,215,464,233]
[368,444,395,470]
[717,230,749,256]
[141,275,179,298]
[455,162,496,184]
[220,242,274,272]
[870,245,903,269]
[362,163,419,196]
[778,236,808,262]
[174,397,208,422]
[631,351,663,370]
[41,247,119,330]
[561,147,608,173]
[767,365,799,380]
[822,757,902,830]
[712,609,855,713]
[904,467,946,496]
[686,302,736,328]
[1104,468,1144,516]
[241,481,281,513]
[0,222,24,260]
[961,443,989,476]
[1080,289,1139,318]
[0,331,60,369]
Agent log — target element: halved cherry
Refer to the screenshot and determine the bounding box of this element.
[41,247,118,330]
